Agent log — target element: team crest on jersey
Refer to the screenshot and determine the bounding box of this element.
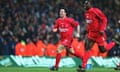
[59,27,68,32]
[86,19,93,24]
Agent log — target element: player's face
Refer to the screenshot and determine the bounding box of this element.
[59,9,66,18]
[84,1,91,10]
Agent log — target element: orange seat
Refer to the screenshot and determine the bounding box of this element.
[90,43,99,57]
[75,41,85,57]
[71,38,85,57]
[45,43,57,57]
[36,40,46,56]
[26,41,37,56]
[15,41,26,56]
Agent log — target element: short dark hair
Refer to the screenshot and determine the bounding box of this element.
[59,7,68,13]
[84,0,90,5]
[58,7,69,16]
[84,0,95,5]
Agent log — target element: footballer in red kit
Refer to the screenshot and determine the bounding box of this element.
[77,1,118,72]
[85,7,107,46]
[54,17,78,47]
[50,8,82,71]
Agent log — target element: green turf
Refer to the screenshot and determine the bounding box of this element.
[0,67,119,72]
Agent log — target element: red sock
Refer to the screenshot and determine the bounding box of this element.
[55,53,61,68]
[104,41,115,51]
[82,51,91,68]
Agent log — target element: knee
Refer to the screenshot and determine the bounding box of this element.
[100,50,106,53]
[57,45,65,53]
[68,48,74,54]
[57,49,62,53]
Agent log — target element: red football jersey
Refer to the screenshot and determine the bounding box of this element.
[53,17,78,39]
[85,7,107,32]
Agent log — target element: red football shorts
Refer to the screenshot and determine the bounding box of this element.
[61,38,73,48]
[87,31,107,46]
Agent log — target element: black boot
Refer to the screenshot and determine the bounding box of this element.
[77,65,86,72]
[49,66,58,71]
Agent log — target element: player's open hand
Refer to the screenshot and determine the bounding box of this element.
[76,33,80,38]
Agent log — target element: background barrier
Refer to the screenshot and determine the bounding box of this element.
[0,55,120,69]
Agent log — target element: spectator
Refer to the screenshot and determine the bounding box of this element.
[0,0,119,56]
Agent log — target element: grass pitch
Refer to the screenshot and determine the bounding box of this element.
[0,67,119,72]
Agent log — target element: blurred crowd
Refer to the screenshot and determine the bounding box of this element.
[0,0,120,56]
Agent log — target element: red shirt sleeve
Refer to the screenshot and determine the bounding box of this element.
[92,8,107,31]
[69,18,79,27]
[53,19,59,29]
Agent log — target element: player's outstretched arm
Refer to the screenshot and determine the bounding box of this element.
[76,25,80,38]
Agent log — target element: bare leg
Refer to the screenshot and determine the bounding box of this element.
[55,44,65,68]
[50,44,65,71]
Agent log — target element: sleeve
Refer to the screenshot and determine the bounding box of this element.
[70,18,79,27]
[53,20,59,29]
[93,8,107,31]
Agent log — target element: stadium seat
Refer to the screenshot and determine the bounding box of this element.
[15,41,26,56]
[26,41,37,56]
[72,38,85,57]
[36,40,46,56]
[45,43,57,57]
[90,43,99,57]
